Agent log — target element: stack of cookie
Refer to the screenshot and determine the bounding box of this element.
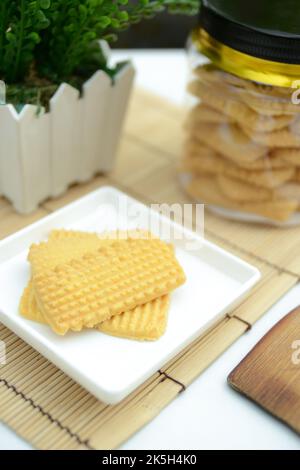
[182,64,300,222]
[20,229,186,341]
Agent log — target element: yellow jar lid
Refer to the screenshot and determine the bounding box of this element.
[193,28,300,88]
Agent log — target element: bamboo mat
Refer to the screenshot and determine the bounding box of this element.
[0,88,300,450]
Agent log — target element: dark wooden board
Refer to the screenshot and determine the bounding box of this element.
[228,307,300,434]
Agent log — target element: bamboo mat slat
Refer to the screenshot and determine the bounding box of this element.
[0,88,300,449]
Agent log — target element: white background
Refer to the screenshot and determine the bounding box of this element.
[1,50,300,450]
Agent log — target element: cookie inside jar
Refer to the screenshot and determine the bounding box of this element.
[181,0,300,225]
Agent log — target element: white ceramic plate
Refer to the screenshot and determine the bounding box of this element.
[0,186,260,404]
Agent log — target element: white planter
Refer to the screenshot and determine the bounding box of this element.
[0,62,135,213]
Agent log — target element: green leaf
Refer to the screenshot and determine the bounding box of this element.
[110,18,120,28]
[27,32,40,44]
[117,11,129,21]
[5,32,17,44]
[83,31,97,41]
[39,0,51,9]
[97,16,111,28]
[78,4,88,18]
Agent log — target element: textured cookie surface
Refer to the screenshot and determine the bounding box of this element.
[29,229,159,276]
[49,229,99,241]
[21,230,180,339]
[29,237,104,276]
[48,229,156,242]
[33,239,185,335]
[21,279,170,341]
[98,295,170,341]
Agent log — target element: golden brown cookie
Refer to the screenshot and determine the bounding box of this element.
[185,137,288,171]
[22,230,175,341]
[217,174,274,202]
[224,165,295,189]
[181,150,225,174]
[186,175,298,222]
[241,91,299,116]
[98,295,170,341]
[187,80,293,132]
[243,126,300,148]
[292,168,300,182]
[20,279,170,341]
[271,148,300,166]
[276,182,300,202]
[33,239,185,335]
[187,104,234,125]
[186,122,267,162]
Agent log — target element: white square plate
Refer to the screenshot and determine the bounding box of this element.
[0,186,260,404]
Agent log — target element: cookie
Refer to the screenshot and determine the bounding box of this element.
[182,143,226,173]
[98,295,170,341]
[292,168,300,182]
[49,229,99,241]
[49,228,156,242]
[187,104,234,125]
[29,229,160,276]
[241,91,299,116]
[217,174,274,202]
[33,239,186,335]
[186,122,267,162]
[188,79,293,132]
[270,148,300,166]
[224,165,295,189]
[20,280,45,324]
[188,79,236,104]
[186,175,298,222]
[20,279,170,341]
[29,237,105,276]
[218,174,300,204]
[180,146,226,174]
[185,137,288,171]
[276,182,300,202]
[243,126,300,148]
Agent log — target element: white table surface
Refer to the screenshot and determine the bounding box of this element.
[1,50,300,450]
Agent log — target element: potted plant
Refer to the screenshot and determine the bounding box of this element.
[0,0,198,213]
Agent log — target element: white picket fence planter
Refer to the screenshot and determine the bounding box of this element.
[0,62,135,213]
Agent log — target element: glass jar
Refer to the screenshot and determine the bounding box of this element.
[181,0,300,225]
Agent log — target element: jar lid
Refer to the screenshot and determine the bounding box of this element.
[201,0,300,64]
[194,0,300,87]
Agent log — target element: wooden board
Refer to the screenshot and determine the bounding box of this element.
[0,88,300,449]
[228,307,300,434]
